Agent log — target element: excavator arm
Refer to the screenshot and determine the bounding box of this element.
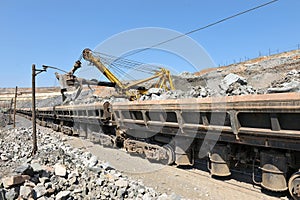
[82,48,126,89]
[81,48,175,100]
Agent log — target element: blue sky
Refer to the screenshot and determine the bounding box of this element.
[0,0,299,88]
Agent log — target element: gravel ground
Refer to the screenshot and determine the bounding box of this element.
[0,117,174,200]
[0,116,290,200]
[67,136,286,200]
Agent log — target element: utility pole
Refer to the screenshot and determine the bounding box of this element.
[13,86,18,128]
[31,64,66,156]
[32,64,37,155]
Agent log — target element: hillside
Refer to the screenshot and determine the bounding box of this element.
[0,48,299,107]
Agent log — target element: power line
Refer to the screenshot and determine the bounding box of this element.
[120,0,279,59]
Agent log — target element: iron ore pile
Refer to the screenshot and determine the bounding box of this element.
[0,128,173,200]
[143,69,300,100]
[267,69,300,93]
[36,70,298,107]
[29,69,299,107]
[140,72,258,101]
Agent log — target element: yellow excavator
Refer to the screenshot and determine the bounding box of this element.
[81,48,175,100]
[56,48,175,101]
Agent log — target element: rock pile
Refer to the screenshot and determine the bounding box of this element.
[0,128,32,172]
[0,109,12,128]
[68,66,299,102]
[218,73,257,96]
[140,88,191,101]
[139,73,257,101]
[0,113,8,128]
[188,86,211,98]
[267,70,300,93]
[0,128,172,200]
[177,72,196,79]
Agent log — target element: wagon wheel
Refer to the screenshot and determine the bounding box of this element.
[289,172,300,200]
[163,144,175,165]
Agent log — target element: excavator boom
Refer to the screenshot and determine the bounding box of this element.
[81,48,175,100]
[82,48,126,90]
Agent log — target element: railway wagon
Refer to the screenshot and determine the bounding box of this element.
[17,92,300,199]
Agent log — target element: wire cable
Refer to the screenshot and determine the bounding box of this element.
[88,51,163,81]
[78,0,279,81]
[120,0,280,59]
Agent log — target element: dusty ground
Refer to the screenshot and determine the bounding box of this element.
[6,116,286,200]
[66,136,288,200]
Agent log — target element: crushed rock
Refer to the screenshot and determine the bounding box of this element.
[0,127,175,199]
[267,70,300,93]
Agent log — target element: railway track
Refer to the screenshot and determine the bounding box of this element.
[17,92,300,199]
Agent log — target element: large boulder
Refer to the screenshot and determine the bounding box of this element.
[2,175,30,188]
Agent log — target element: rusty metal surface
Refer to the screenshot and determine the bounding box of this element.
[260,151,288,191]
[110,93,300,149]
[209,144,231,176]
[17,92,300,151]
[112,92,300,111]
[31,92,300,111]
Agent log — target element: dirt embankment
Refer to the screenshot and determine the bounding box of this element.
[1,49,300,107]
[194,49,300,90]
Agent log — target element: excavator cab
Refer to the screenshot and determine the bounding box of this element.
[65,74,76,86]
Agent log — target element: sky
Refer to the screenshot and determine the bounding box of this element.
[0,0,299,88]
